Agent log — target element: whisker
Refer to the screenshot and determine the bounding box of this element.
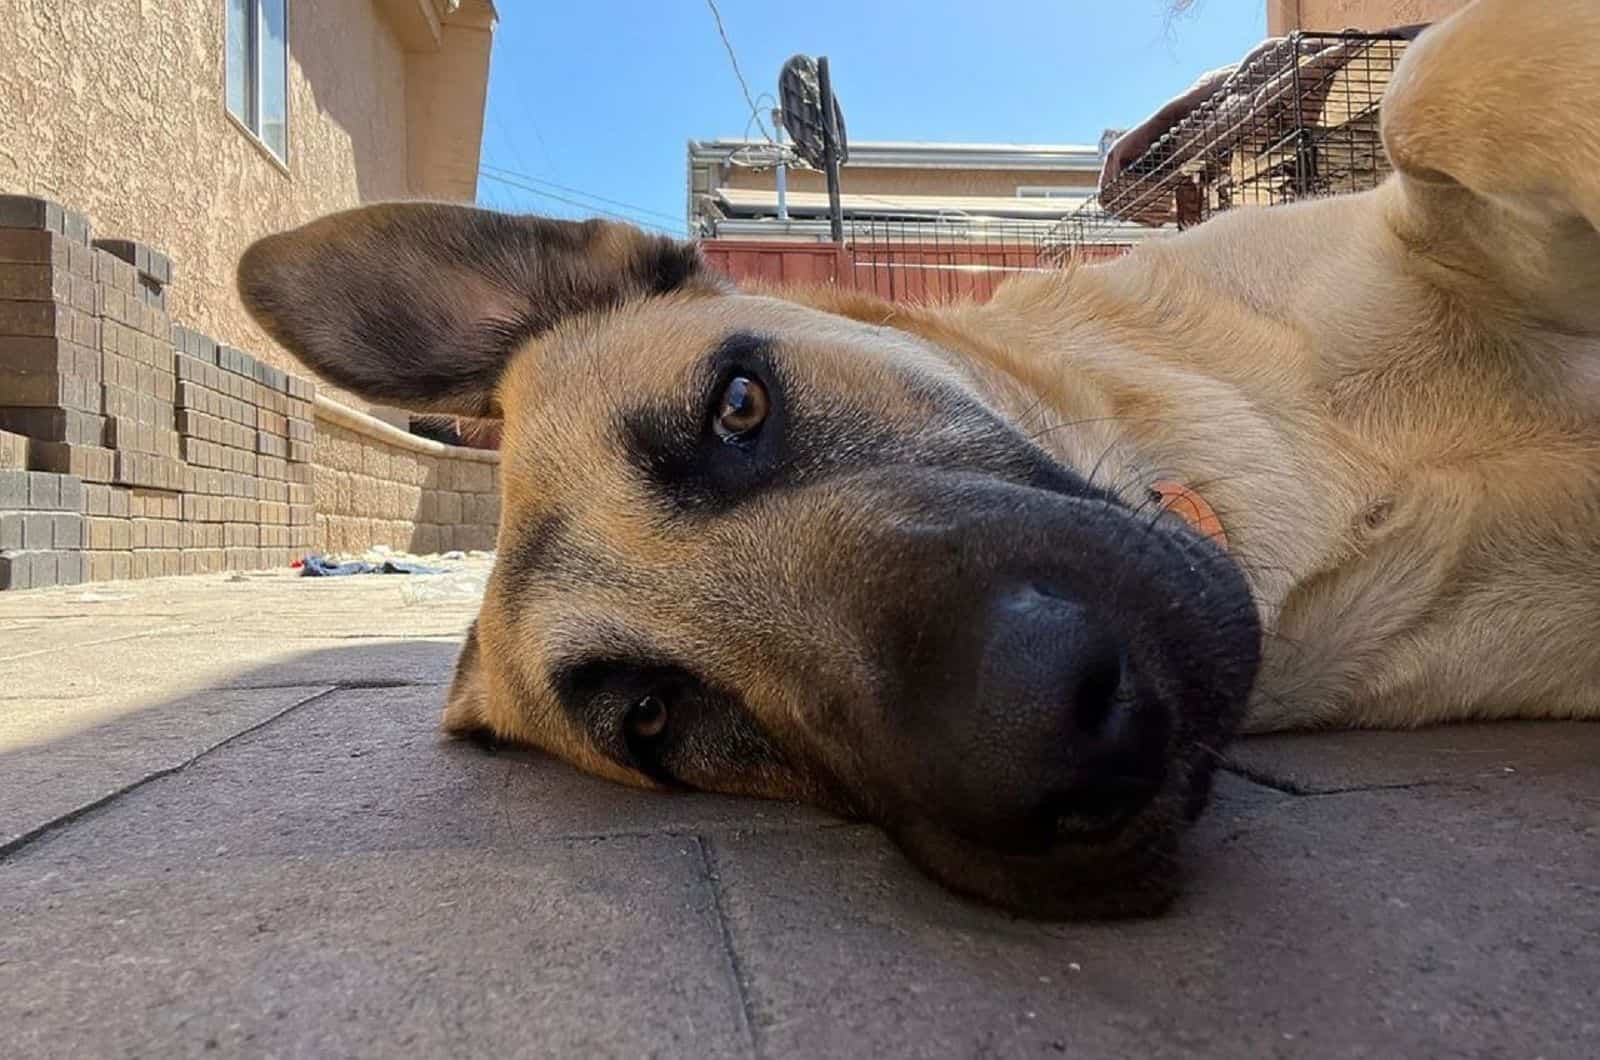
[1024,412,1179,445]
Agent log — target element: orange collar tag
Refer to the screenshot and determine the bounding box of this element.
[1151,480,1228,550]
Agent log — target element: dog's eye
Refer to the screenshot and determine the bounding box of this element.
[625,694,669,741]
[714,375,769,440]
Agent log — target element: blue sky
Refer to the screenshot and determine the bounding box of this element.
[476,1,1266,235]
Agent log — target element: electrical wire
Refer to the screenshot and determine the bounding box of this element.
[705,0,773,142]
[479,164,685,226]
[478,171,682,235]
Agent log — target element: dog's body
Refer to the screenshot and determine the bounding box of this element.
[800,177,1600,735]
[238,0,1598,918]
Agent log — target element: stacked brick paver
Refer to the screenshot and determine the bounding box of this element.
[0,193,327,588]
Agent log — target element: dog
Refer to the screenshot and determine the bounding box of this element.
[236,0,1599,918]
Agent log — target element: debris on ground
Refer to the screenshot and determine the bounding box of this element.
[299,555,443,577]
[294,548,494,579]
[278,548,495,604]
[76,590,135,603]
[399,566,491,606]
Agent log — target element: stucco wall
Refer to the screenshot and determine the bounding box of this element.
[1268,0,1469,33]
[0,0,409,384]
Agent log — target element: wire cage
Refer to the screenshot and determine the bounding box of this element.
[1042,29,1415,261]
[1036,203,1162,270]
[844,216,1059,304]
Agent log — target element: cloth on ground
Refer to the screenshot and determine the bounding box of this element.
[298,554,443,577]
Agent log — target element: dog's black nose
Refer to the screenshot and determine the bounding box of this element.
[907,584,1169,852]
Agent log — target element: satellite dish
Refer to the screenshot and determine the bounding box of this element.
[779,55,847,169]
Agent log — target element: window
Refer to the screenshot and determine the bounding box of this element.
[227,0,289,163]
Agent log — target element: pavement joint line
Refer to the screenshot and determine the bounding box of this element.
[695,834,762,1060]
[0,681,448,701]
[250,634,471,642]
[0,684,340,863]
[223,680,451,691]
[259,685,441,694]
[488,822,863,846]
[1296,778,1474,797]
[1220,761,1479,798]
[1,613,197,622]
[1219,761,1318,795]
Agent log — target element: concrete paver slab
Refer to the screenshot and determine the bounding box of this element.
[706,771,1599,1059]
[13,683,838,870]
[0,684,331,851]
[0,616,195,661]
[0,844,752,1060]
[494,748,842,844]
[1,561,1595,1058]
[13,686,508,863]
[0,635,465,700]
[1229,721,1600,793]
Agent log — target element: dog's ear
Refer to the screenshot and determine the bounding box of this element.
[237,203,724,415]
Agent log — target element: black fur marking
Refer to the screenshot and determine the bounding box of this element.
[645,240,708,295]
[496,512,570,612]
[619,331,1117,516]
[548,651,785,786]
[620,332,790,513]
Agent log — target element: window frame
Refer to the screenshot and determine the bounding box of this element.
[225,0,291,169]
[1015,186,1081,200]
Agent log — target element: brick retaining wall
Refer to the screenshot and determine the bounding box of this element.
[0,194,500,590]
[313,396,500,558]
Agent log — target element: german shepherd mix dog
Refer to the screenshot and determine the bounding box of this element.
[239,0,1598,918]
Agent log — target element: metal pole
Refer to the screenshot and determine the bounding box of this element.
[773,108,789,223]
[817,56,844,244]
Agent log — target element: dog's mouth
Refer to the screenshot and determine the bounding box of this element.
[893,810,1192,919]
[885,705,1234,919]
[889,728,1233,919]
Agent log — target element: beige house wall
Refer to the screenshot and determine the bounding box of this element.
[1268,0,1469,33]
[0,2,409,385]
[0,2,502,585]
[407,4,497,202]
[0,0,495,405]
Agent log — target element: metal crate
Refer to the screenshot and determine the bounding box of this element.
[1043,29,1416,265]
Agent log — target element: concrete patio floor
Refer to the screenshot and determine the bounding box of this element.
[1,564,1595,1059]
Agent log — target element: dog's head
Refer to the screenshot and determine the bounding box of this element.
[239,204,1261,918]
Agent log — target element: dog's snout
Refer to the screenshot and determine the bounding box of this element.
[982,586,1168,838]
[904,583,1169,854]
[997,585,1125,741]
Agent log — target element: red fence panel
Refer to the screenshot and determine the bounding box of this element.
[698,241,847,288]
[702,238,1131,304]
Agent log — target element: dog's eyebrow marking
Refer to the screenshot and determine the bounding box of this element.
[618,331,784,514]
[708,329,770,368]
[496,511,571,610]
[618,330,1088,518]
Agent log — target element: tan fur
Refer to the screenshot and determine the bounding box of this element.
[498,0,1594,749]
[765,0,1600,735]
[238,0,1596,916]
